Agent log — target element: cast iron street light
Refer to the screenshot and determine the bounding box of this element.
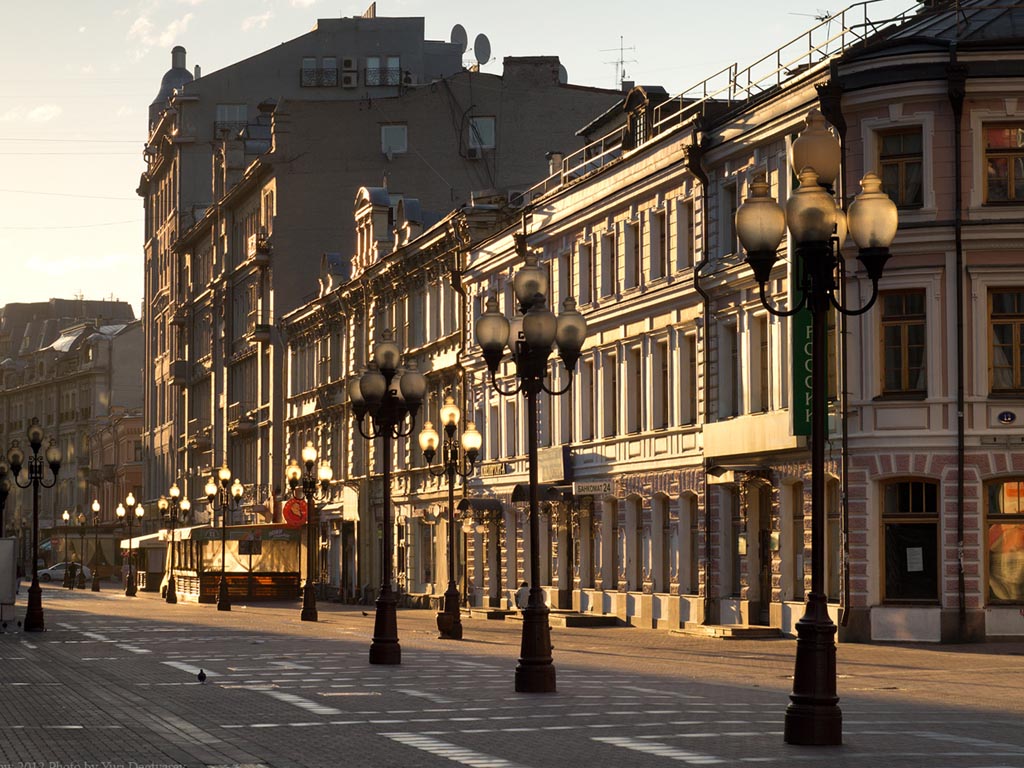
[61,510,73,588]
[91,500,102,591]
[116,494,144,596]
[350,330,426,664]
[285,444,333,622]
[76,514,87,588]
[418,397,483,639]
[7,417,61,631]
[206,466,244,612]
[735,109,897,746]
[158,483,190,604]
[475,233,587,693]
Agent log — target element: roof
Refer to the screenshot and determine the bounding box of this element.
[889,0,1024,43]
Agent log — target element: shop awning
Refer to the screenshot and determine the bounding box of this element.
[457,498,503,514]
[510,483,571,504]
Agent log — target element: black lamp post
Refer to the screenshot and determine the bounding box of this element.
[7,417,61,632]
[0,460,9,537]
[475,233,587,693]
[158,483,189,604]
[285,444,333,622]
[76,514,87,588]
[116,494,144,596]
[61,510,73,588]
[735,109,897,746]
[206,465,244,612]
[418,397,482,640]
[90,500,102,591]
[349,330,426,664]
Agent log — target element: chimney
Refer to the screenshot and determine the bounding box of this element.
[621,79,635,93]
[194,65,201,79]
[546,151,563,176]
[171,46,186,70]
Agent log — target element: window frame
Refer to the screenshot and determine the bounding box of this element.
[984,478,1024,604]
[878,126,924,209]
[880,288,927,397]
[881,479,940,604]
[468,116,496,149]
[380,124,408,156]
[989,288,1024,394]
[984,122,1024,205]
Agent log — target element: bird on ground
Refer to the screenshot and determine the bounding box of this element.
[197,669,207,684]
[361,611,370,617]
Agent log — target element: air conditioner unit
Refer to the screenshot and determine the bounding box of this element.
[342,56,357,71]
[507,190,528,209]
[466,146,482,160]
[341,71,358,88]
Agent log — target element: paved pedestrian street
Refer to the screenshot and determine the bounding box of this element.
[2,585,1023,768]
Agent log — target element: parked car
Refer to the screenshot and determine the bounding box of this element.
[38,562,91,582]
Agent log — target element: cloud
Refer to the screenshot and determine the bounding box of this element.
[242,11,273,31]
[116,106,136,118]
[0,104,63,123]
[291,0,316,6]
[128,12,195,58]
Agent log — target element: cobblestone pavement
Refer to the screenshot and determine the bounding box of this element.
[2,583,1024,768]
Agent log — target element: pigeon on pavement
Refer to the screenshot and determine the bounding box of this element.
[197,669,207,684]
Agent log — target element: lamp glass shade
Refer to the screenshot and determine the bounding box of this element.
[418,422,439,454]
[440,396,461,427]
[847,172,898,249]
[204,477,218,498]
[44,441,61,467]
[790,108,841,187]
[115,504,125,519]
[555,297,587,358]
[301,441,318,465]
[399,363,426,405]
[218,464,232,484]
[285,460,302,484]
[522,294,557,350]
[317,464,333,483]
[157,496,169,512]
[6,443,23,471]
[27,419,43,450]
[359,364,387,405]
[373,330,401,373]
[475,295,510,353]
[735,175,786,254]
[231,478,244,500]
[179,498,191,512]
[513,253,548,307]
[92,499,100,513]
[169,483,180,499]
[461,421,483,454]
[786,168,838,243]
[475,523,487,534]
[348,374,365,406]
[135,504,145,519]
[125,491,136,508]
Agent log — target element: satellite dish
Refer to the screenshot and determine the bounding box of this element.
[450,24,468,55]
[473,33,491,66]
[558,64,568,84]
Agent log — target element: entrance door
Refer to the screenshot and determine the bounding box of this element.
[757,487,773,625]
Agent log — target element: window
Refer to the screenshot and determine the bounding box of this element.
[381,124,407,156]
[990,289,1024,393]
[986,479,1024,602]
[468,116,496,149]
[879,128,923,208]
[626,220,641,288]
[881,290,926,396]
[628,347,643,433]
[985,123,1024,203]
[578,241,594,304]
[720,182,737,256]
[882,480,939,602]
[754,316,770,412]
[215,103,247,133]
[653,208,668,279]
[581,358,595,440]
[719,324,739,418]
[654,340,670,429]
[366,55,401,87]
[676,198,695,270]
[684,334,697,425]
[600,230,617,297]
[603,351,618,438]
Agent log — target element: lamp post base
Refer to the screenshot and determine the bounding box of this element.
[300,581,317,622]
[784,592,842,746]
[165,576,178,604]
[217,576,231,611]
[76,571,86,589]
[24,579,44,632]
[91,573,101,592]
[437,584,463,639]
[369,585,401,665]
[514,600,556,693]
[126,577,137,597]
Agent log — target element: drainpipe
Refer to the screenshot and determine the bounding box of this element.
[947,50,968,642]
[686,135,714,625]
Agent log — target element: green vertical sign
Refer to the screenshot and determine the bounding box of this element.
[792,307,812,436]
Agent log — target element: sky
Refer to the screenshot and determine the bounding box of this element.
[0,0,918,319]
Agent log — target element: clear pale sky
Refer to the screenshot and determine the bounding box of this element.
[0,0,916,318]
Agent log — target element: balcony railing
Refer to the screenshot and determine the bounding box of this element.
[301,67,339,87]
[364,67,401,87]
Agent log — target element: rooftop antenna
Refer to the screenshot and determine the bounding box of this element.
[601,36,636,88]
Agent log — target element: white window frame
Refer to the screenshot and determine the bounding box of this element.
[381,124,408,156]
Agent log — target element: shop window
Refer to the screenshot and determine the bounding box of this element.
[882,480,939,602]
[881,290,926,396]
[986,479,1024,602]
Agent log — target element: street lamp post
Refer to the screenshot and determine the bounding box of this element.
[735,109,897,746]
[116,494,144,596]
[475,233,587,693]
[418,397,482,640]
[0,460,9,537]
[158,483,190,605]
[76,514,87,588]
[349,330,426,664]
[285,444,333,622]
[7,417,61,632]
[91,500,102,592]
[61,510,72,588]
[206,466,244,612]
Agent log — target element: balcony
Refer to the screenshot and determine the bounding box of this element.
[246,233,272,267]
[227,401,257,437]
[169,360,189,386]
[364,67,401,87]
[187,418,212,452]
[169,308,188,327]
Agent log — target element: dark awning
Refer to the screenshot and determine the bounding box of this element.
[511,483,571,504]
[457,498,503,514]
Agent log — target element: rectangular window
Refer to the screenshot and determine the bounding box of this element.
[655,209,668,278]
[627,221,641,288]
[301,57,317,87]
[721,182,737,256]
[578,241,594,304]
[600,230,617,297]
[755,316,770,412]
[720,324,739,418]
[881,290,926,396]
[604,352,618,438]
[628,347,643,433]
[985,123,1024,203]
[675,198,695,270]
[883,480,939,602]
[986,479,1024,602]
[558,249,573,307]
[381,124,407,155]
[879,128,923,208]
[469,116,496,149]
[581,358,595,440]
[684,334,697,425]
[215,103,247,133]
[990,289,1024,393]
[655,340,670,429]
